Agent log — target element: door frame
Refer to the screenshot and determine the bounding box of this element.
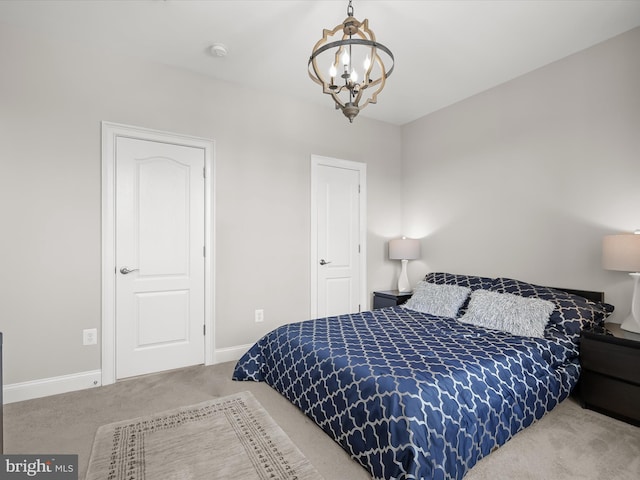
[101,122,215,385]
[310,155,367,318]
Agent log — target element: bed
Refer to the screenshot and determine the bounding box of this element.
[233,273,613,480]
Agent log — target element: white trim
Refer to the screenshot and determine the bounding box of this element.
[214,344,255,364]
[2,341,250,404]
[205,135,216,366]
[3,370,102,404]
[310,155,367,318]
[101,122,215,385]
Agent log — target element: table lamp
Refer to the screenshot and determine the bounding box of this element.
[602,231,640,333]
[389,237,421,293]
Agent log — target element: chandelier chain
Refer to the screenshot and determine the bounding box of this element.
[347,0,353,17]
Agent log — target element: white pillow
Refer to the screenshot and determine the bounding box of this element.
[402,281,471,317]
[459,289,555,338]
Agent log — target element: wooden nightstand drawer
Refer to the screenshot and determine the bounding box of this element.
[372,291,412,309]
[579,325,640,426]
[581,335,640,385]
[374,296,400,309]
[580,370,640,425]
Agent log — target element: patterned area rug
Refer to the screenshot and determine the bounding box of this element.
[86,391,324,480]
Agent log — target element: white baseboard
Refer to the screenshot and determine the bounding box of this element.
[2,345,252,404]
[3,370,102,404]
[214,344,253,364]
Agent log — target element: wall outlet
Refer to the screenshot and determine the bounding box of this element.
[254,309,264,323]
[83,328,98,346]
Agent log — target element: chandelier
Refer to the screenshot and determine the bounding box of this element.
[308,0,394,123]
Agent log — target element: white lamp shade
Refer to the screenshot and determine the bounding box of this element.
[603,234,640,272]
[389,238,420,260]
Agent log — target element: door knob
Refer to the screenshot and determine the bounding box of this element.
[120,266,139,274]
[319,259,332,265]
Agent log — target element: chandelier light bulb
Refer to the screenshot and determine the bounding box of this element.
[364,55,371,70]
[329,64,337,78]
[341,49,350,66]
[350,70,358,83]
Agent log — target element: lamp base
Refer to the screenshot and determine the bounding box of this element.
[620,272,640,334]
[620,315,640,333]
[397,259,411,293]
[621,315,640,334]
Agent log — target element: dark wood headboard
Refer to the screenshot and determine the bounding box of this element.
[554,287,605,303]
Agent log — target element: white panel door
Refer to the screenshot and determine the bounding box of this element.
[116,137,205,379]
[314,160,363,317]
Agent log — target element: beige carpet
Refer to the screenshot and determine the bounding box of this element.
[5,363,639,480]
[85,391,324,480]
[466,398,640,480]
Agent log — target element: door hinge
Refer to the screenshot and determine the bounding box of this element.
[358,244,361,253]
[203,324,206,336]
[358,184,361,193]
[359,304,361,312]
[203,167,206,178]
[203,246,206,257]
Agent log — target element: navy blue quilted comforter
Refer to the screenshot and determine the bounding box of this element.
[233,306,580,480]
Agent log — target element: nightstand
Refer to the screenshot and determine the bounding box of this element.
[1,332,3,453]
[372,290,412,309]
[579,323,640,426]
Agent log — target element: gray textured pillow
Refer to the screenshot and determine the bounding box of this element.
[402,281,471,317]
[459,289,555,338]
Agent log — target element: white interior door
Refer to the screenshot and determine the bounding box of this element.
[115,137,205,379]
[311,156,366,318]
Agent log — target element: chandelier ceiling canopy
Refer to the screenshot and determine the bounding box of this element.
[308,0,395,123]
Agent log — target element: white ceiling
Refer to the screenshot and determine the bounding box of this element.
[1,0,640,125]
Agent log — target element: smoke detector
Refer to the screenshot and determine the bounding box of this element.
[208,43,228,58]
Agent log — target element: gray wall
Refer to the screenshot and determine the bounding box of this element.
[401,27,640,323]
[0,24,402,384]
[2,22,638,388]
